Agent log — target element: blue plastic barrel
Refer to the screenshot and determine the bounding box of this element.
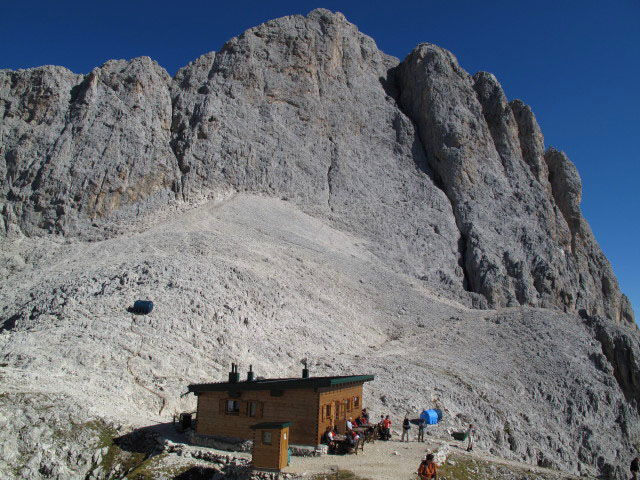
[133,300,154,314]
[420,409,439,424]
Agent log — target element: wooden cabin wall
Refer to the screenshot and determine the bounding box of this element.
[316,385,364,444]
[196,389,319,445]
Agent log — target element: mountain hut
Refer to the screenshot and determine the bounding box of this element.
[187,364,374,446]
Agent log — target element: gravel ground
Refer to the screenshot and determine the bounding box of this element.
[1,194,638,478]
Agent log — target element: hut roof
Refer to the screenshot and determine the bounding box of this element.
[188,374,374,393]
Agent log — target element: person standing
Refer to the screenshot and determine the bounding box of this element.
[466,424,475,452]
[382,415,392,440]
[631,456,639,480]
[402,416,411,442]
[418,417,426,442]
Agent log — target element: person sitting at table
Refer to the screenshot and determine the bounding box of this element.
[346,417,353,431]
[322,426,334,444]
[354,415,363,427]
[323,426,338,454]
[345,429,357,451]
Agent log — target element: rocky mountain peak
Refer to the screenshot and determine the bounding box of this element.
[0,9,634,327]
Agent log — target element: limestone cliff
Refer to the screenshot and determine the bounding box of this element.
[0,10,631,326]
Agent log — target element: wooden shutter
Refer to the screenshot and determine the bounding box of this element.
[258,401,264,418]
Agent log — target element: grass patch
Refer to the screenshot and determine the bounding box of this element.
[125,453,173,480]
[438,455,486,479]
[438,453,564,480]
[81,421,151,478]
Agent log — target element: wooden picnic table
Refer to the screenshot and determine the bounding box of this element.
[332,433,364,455]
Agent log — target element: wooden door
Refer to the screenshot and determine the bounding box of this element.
[335,400,345,430]
[279,427,289,469]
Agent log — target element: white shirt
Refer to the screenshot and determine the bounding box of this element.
[346,420,353,430]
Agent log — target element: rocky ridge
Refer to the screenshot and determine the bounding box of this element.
[0,8,638,480]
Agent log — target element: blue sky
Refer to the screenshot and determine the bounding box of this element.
[2,1,638,318]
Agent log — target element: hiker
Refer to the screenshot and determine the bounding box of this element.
[466,424,475,451]
[382,415,392,440]
[362,407,370,424]
[418,456,428,477]
[418,416,426,442]
[632,456,639,480]
[401,415,411,442]
[418,453,438,479]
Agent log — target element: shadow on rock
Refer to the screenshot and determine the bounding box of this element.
[174,466,220,479]
[114,421,188,455]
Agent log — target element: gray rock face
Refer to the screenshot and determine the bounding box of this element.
[170,10,463,291]
[395,44,633,324]
[1,57,179,237]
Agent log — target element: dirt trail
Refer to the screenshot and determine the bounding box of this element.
[127,316,167,415]
[283,437,580,480]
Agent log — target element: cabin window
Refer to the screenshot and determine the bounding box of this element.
[325,404,332,419]
[345,398,351,412]
[226,400,240,415]
[248,401,258,417]
[354,396,360,408]
[262,431,272,445]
